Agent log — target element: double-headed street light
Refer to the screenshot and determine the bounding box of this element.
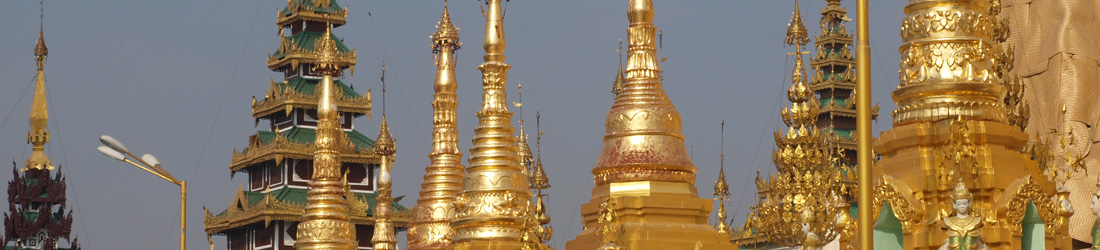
[97,135,187,250]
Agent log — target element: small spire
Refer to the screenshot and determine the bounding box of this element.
[515,84,534,176]
[35,0,48,71]
[714,120,729,197]
[611,40,625,96]
[374,63,395,157]
[531,112,550,190]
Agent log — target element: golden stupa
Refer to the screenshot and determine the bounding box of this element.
[868,0,1073,249]
[447,0,534,248]
[565,0,734,249]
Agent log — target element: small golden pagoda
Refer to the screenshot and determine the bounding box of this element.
[869,0,1072,249]
[565,0,734,249]
[732,2,852,248]
[406,2,465,249]
[447,0,533,248]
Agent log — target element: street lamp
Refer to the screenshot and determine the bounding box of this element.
[97,135,187,250]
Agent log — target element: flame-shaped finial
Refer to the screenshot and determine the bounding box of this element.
[785,0,810,47]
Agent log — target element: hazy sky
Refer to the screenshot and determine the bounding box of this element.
[0,0,908,249]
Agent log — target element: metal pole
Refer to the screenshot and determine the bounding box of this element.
[855,0,873,249]
[181,180,187,250]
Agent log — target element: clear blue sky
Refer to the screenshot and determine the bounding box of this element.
[0,0,906,249]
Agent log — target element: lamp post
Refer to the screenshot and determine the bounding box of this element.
[97,135,186,250]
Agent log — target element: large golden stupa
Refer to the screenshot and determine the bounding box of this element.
[565,0,734,249]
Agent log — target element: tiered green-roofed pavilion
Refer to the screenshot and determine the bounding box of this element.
[203,1,408,249]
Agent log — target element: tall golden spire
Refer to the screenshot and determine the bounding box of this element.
[567,0,734,249]
[372,65,398,250]
[407,2,464,249]
[26,0,52,171]
[294,24,357,250]
[449,0,532,248]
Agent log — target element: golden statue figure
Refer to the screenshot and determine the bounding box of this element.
[938,180,989,250]
[800,209,823,250]
[1092,176,1100,249]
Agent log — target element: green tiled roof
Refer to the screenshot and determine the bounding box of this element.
[820,97,847,108]
[277,77,362,99]
[281,0,344,16]
[257,126,375,150]
[218,187,407,216]
[823,128,853,139]
[272,31,351,59]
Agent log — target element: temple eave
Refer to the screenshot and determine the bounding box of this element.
[252,98,371,121]
[277,11,347,27]
[267,53,356,71]
[228,135,380,172]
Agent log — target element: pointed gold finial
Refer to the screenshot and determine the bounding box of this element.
[431,0,461,52]
[407,3,465,248]
[785,0,809,47]
[25,0,52,172]
[295,17,356,250]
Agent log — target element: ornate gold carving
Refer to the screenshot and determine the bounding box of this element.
[999,177,1068,234]
[738,3,850,247]
[899,9,997,41]
[407,3,464,249]
[872,176,922,231]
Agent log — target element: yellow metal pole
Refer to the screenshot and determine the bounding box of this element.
[855,0,873,249]
[181,180,187,250]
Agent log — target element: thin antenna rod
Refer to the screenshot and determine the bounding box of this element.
[720,120,725,169]
[381,61,387,115]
